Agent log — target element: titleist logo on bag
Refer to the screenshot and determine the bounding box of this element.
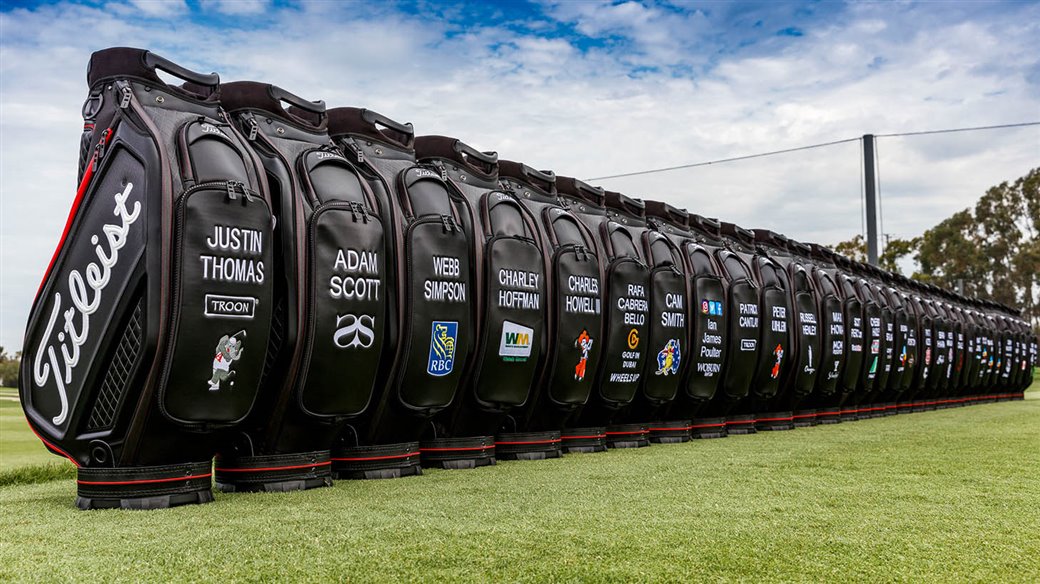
[32,182,140,425]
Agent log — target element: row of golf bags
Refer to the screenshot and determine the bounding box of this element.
[21,49,1038,509]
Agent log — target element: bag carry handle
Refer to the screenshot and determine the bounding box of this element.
[361,109,414,143]
[144,52,219,88]
[455,140,498,165]
[270,85,325,114]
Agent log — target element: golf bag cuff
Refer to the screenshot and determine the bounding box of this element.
[648,420,692,444]
[331,442,421,480]
[495,431,562,460]
[215,450,332,493]
[561,427,607,454]
[75,461,214,510]
[419,436,495,470]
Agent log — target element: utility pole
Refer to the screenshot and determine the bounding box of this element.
[863,134,879,266]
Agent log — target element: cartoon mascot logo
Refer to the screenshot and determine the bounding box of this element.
[209,330,246,391]
[574,329,594,381]
[770,343,784,379]
[656,339,681,376]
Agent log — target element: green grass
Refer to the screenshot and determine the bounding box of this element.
[0,387,73,487]
[1,387,1038,582]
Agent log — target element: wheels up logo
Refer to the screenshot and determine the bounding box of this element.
[427,321,458,376]
[499,320,533,362]
[770,343,784,379]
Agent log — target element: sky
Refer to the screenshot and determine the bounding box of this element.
[1,0,1039,352]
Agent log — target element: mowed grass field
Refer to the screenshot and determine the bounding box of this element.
[1,381,1039,582]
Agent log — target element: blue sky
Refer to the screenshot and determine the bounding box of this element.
[2,0,1039,352]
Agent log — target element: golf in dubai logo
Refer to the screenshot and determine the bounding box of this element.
[209,330,246,391]
[427,321,458,376]
[574,329,594,381]
[627,328,640,350]
[656,339,681,376]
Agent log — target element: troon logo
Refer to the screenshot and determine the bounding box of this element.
[32,182,141,426]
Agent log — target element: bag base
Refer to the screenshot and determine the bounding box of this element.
[725,414,758,435]
[215,450,333,493]
[648,420,692,444]
[75,461,214,511]
[560,427,607,453]
[605,423,650,449]
[420,436,496,470]
[495,431,562,460]
[332,442,422,480]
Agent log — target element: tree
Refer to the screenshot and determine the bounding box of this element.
[0,347,20,388]
[914,209,985,296]
[831,234,917,275]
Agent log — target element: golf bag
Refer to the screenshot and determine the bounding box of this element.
[327,108,476,475]
[719,222,795,432]
[499,163,605,456]
[688,215,760,432]
[558,180,652,448]
[415,136,548,467]
[630,201,693,443]
[214,82,390,490]
[753,230,822,426]
[21,48,275,508]
[645,202,729,439]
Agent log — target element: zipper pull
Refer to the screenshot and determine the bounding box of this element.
[226,181,239,201]
[349,201,370,223]
[247,115,259,141]
[116,81,132,109]
[440,214,458,233]
[348,139,364,164]
[575,244,588,261]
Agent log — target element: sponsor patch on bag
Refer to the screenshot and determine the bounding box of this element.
[499,320,533,362]
[427,321,458,376]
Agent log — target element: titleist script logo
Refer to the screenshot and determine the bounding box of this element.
[33,182,140,426]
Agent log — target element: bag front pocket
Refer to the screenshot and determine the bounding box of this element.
[160,182,274,424]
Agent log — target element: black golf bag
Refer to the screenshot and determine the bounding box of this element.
[558,181,652,449]
[685,215,760,433]
[814,248,865,423]
[630,201,693,443]
[415,136,548,467]
[752,231,822,427]
[644,203,728,438]
[21,48,275,508]
[860,271,895,418]
[718,222,795,432]
[326,108,477,476]
[209,82,390,490]
[790,239,843,426]
[499,163,605,456]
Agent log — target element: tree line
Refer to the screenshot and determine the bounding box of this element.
[835,167,1039,331]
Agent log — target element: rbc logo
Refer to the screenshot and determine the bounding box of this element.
[427,321,458,376]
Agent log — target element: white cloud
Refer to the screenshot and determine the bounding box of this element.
[1,1,1038,351]
[204,0,267,16]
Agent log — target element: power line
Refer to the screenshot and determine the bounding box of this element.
[586,121,1040,182]
[876,121,1040,138]
[587,137,860,181]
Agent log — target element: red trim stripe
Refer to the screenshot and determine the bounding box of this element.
[495,438,562,446]
[689,422,727,429]
[214,461,331,473]
[332,452,420,462]
[562,434,607,440]
[756,416,794,423]
[605,430,648,436]
[726,419,756,425]
[648,427,689,432]
[36,128,112,298]
[26,421,79,467]
[78,472,211,486]
[419,445,494,453]
[791,413,817,419]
